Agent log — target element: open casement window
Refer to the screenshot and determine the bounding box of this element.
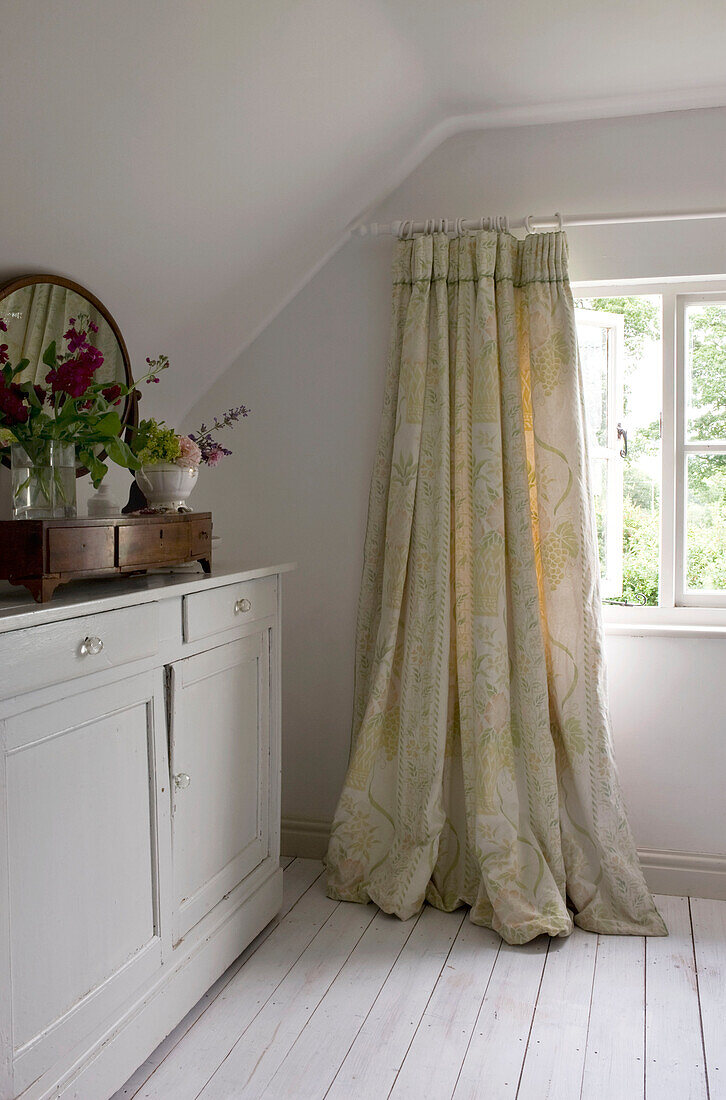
[575,308,625,598]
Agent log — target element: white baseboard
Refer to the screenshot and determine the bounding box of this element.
[638,847,726,902]
[281,818,726,902]
[281,818,331,860]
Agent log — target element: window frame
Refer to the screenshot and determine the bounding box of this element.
[574,307,624,598]
[573,275,726,620]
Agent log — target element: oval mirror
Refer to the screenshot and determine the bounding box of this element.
[0,274,137,474]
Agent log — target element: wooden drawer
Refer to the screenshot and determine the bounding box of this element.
[0,603,159,699]
[118,521,191,568]
[183,576,277,643]
[47,526,115,573]
[190,517,212,557]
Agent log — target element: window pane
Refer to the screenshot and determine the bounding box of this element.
[576,295,662,605]
[577,324,608,447]
[591,456,609,579]
[686,302,726,442]
[685,453,726,591]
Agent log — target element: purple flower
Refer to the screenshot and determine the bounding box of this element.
[46,344,103,398]
[186,404,249,468]
[63,325,89,353]
[0,344,8,365]
[102,384,122,405]
[0,378,29,423]
[0,317,7,333]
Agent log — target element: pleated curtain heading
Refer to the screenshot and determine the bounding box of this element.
[325,229,666,945]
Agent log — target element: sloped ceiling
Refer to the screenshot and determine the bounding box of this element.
[2,0,726,419]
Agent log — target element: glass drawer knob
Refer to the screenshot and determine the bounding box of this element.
[80,635,104,656]
[174,772,191,790]
[234,598,252,614]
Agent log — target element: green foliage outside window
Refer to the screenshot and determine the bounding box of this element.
[576,296,726,602]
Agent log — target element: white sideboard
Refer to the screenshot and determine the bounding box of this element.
[0,562,292,1100]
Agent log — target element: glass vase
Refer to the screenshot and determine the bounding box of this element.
[10,441,77,519]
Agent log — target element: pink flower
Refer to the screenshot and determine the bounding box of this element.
[176,435,202,468]
[205,444,224,467]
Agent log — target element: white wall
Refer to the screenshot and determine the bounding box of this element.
[188,106,726,890]
[188,238,392,823]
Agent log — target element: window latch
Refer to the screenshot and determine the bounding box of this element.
[617,422,627,459]
[604,592,647,606]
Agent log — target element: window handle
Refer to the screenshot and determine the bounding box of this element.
[617,422,627,459]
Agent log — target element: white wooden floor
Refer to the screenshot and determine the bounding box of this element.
[114,858,726,1100]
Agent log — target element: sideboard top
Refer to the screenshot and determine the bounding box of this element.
[0,560,296,633]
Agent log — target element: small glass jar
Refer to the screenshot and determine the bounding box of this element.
[10,441,77,519]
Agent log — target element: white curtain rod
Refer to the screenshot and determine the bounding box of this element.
[355,208,726,237]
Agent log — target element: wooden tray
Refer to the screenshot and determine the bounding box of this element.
[0,512,212,602]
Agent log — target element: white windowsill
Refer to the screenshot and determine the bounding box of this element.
[602,604,726,638]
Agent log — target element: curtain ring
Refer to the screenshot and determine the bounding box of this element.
[442,217,450,235]
[524,214,536,235]
[554,211,564,231]
[399,219,412,239]
[455,217,465,236]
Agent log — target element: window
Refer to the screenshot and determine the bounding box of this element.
[575,308,625,597]
[575,279,726,610]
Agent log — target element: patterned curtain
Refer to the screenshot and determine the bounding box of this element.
[325,230,666,944]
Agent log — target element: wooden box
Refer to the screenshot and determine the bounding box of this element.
[0,513,212,602]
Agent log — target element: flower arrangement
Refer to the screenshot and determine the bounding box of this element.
[0,307,249,517]
[0,313,159,487]
[132,404,249,471]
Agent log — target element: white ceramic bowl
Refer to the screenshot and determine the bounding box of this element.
[135,463,199,512]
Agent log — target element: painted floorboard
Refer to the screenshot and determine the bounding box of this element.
[388,916,501,1100]
[517,927,598,1100]
[259,908,416,1100]
[580,932,646,1100]
[325,905,465,1100]
[691,896,726,1100]
[451,935,549,1100]
[645,894,708,1100]
[197,901,377,1098]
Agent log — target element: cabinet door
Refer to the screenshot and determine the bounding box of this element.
[0,670,169,1096]
[170,631,270,943]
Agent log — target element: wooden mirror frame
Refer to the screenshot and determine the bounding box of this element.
[0,274,138,475]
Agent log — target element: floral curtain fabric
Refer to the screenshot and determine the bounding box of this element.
[325,230,666,944]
